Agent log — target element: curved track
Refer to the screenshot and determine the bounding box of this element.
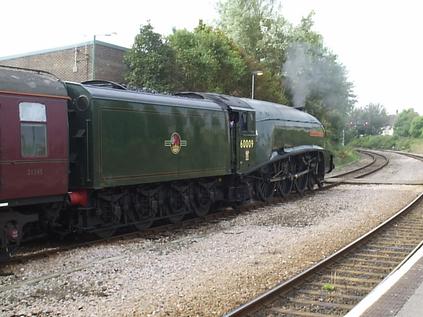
[327,149,389,180]
[225,150,423,317]
[387,150,423,162]
[225,192,423,317]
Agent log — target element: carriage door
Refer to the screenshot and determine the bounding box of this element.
[17,100,68,201]
[232,110,256,173]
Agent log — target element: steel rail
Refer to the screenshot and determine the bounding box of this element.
[327,149,389,180]
[224,192,423,317]
[328,150,377,179]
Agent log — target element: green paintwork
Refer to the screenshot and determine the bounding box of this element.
[65,83,231,189]
[236,98,329,174]
[65,84,332,190]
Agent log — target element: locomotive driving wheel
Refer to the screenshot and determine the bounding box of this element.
[307,158,318,191]
[275,159,293,198]
[307,154,324,190]
[294,157,308,196]
[255,166,275,202]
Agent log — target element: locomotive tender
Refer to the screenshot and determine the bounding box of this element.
[0,66,333,255]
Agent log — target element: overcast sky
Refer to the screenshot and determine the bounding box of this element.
[1,0,422,115]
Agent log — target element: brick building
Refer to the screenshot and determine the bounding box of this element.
[0,40,128,83]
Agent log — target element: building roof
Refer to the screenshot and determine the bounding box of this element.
[0,40,129,61]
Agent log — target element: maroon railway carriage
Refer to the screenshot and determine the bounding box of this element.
[0,66,69,251]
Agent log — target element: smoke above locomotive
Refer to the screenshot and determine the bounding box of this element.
[283,42,346,111]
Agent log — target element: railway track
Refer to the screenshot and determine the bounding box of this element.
[225,192,423,317]
[225,150,423,317]
[387,150,423,162]
[0,150,391,266]
[326,149,389,181]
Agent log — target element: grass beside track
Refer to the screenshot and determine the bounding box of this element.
[350,135,423,154]
[330,145,360,168]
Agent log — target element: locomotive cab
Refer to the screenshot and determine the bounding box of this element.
[229,108,256,173]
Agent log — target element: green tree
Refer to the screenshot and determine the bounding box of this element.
[394,108,419,137]
[348,103,389,136]
[168,22,250,94]
[409,116,423,138]
[217,0,290,102]
[125,22,254,96]
[218,0,355,141]
[218,0,277,60]
[124,23,177,92]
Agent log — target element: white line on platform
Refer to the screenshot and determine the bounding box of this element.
[345,244,423,317]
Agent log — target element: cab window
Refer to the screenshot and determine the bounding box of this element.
[240,112,248,131]
[19,102,47,157]
[248,112,255,132]
[240,112,255,133]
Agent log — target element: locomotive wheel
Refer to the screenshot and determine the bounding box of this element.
[255,169,275,202]
[294,159,308,196]
[192,182,213,217]
[167,185,188,224]
[168,214,185,224]
[94,198,121,238]
[94,227,117,239]
[133,218,154,231]
[132,189,155,231]
[307,172,316,191]
[316,177,324,189]
[316,154,325,189]
[307,169,323,190]
[307,157,320,191]
[308,155,325,190]
[277,177,292,198]
[275,160,293,198]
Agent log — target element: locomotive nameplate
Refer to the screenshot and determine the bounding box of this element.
[309,130,324,137]
[164,132,187,154]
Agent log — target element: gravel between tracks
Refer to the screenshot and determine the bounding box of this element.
[1,153,423,317]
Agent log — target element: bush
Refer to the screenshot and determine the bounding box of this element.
[326,143,359,168]
[410,116,423,138]
[349,135,423,153]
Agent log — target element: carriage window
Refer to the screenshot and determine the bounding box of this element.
[19,103,46,122]
[19,102,47,157]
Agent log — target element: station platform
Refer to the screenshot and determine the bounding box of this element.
[345,242,423,317]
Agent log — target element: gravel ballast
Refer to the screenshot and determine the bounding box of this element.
[1,152,423,316]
